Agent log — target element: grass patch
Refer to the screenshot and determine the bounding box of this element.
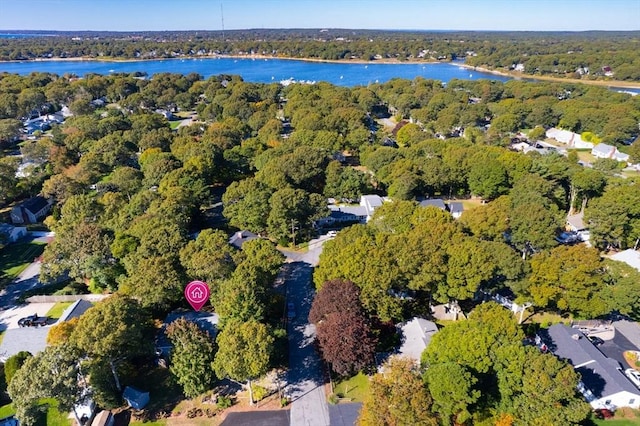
[0,241,46,284]
[38,398,72,426]
[332,372,370,403]
[130,421,168,426]
[0,330,4,347]
[45,302,74,320]
[169,121,182,130]
[459,198,486,210]
[522,310,571,327]
[594,419,640,426]
[0,403,15,418]
[2,399,73,426]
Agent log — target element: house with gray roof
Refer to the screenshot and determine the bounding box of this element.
[0,223,27,243]
[611,249,640,273]
[10,196,53,224]
[396,317,438,362]
[419,198,447,210]
[228,230,258,249]
[360,194,384,221]
[591,143,630,163]
[448,202,464,219]
[546,324,640,410]
[59,299,93,322]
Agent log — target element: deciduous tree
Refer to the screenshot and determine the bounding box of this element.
[213,320,273,405]
[166,318,218,398]
[358,357,437,426]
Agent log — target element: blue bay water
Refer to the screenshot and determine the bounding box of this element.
[1,57,638,94]
[0,57,512,87]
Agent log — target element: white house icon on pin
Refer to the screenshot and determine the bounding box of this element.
[191,288,204,300]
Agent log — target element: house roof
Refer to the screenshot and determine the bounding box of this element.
[592,143,616,157]
[419,199,447,210]
[59,300,93,322]
[91,410,113,426]
[123,386,149,409]
[18,196,50,214]
[567,212,586,231]
[228,230,258,249]
[448,202,464,215]
[611,249,640,272]
[613,151,630,162]
[360,195,384,217]
[397,317,438,361]
[328,205,368,219]
[546,325,640,400]
[0,223,16,235]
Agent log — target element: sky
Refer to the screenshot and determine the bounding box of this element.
[0,0,638,32]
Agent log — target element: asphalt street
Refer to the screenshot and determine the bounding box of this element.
[281,235,332,426]
[0,234,49,308]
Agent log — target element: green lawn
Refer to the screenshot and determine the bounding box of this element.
[130,421,167,426]
[46,302,74,320]
[594,419,640,426]
[0,399,71,426]
[0,403,15,418]
[332,372,370,403]
[0,241,46,284]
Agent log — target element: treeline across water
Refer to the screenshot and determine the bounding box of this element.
[1,29,639,81]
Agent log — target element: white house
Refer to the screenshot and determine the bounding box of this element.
[591,143,631,163]
[611,249,640,272]
[546,128,594,149]
[395,317,439,363]
[546,325,640,410]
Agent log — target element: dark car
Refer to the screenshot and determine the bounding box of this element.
[17,314,48,327]
[32,316,49,327]
[17,314,39,327]
[588,336,605,346]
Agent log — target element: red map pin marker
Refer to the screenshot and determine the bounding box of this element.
[185,281,210,311]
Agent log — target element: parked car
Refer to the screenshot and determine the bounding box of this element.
[17,314,39,327]
[327,230,338,237]
[287,302,296,319]
[588,336,605,346]
[625,369,640,389]
[32,316,49,327]
[17,314,49,327]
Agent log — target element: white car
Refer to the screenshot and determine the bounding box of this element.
[327,230,338,237]
[624,368,640,389]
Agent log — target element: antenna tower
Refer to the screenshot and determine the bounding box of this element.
[221,3,225,39]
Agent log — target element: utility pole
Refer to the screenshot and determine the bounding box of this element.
[291,219,297,247]
[220,3,225,40]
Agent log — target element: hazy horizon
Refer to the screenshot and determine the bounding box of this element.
[0,0,638,32]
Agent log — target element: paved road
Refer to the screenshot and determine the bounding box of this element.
[0,256,42,308]
[0,232,54,314]
[281,235,332,426]
[599,329,639,368]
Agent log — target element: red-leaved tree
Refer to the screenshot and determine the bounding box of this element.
[310,279,377,376]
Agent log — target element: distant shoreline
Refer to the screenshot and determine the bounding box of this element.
[2,54,639,89]
[458,63,640,89]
